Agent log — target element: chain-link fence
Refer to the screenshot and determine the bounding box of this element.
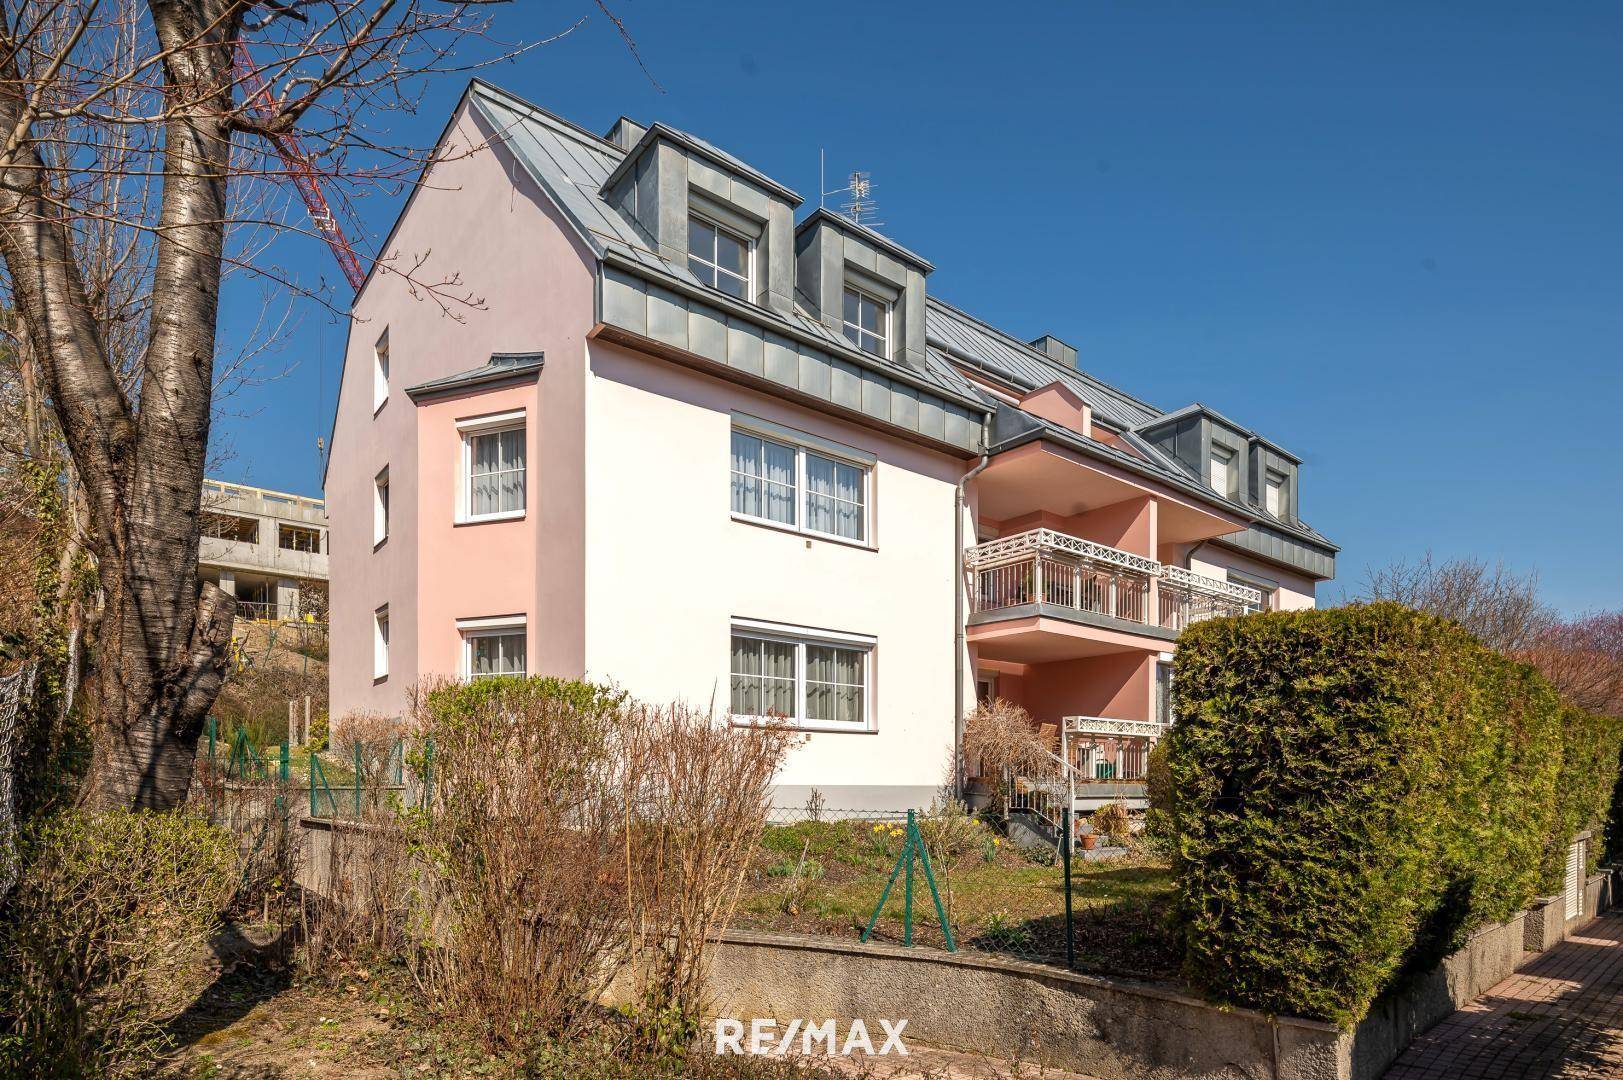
[734,802,1179,979]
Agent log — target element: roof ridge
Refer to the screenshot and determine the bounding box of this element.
[468,79,624,157]
[924,295,1164,417]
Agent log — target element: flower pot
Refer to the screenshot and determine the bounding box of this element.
[1079,833,1098,851]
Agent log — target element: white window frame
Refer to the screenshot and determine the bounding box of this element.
[373,466,390,546]
[373,331,390,414]
[1209,443,1236,496]
[841,285,891,360]
[457,614,527,681]
[687,213,753,300]
[373,605,390,681]
[456,410,526,524]
[729,618,875,733]
[729,415,875,547]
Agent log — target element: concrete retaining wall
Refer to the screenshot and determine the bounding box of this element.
[694,929,1346,1080]
[1341,913,1526,1080]
[694,913,1532,1080]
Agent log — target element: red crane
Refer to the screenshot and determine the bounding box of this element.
[234,42,367,292]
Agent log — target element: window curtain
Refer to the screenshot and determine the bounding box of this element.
[471,428,525,516]
[730,432,796,525]
[805,453,864,540]
[730,635,795,719]
[806,644,863,725]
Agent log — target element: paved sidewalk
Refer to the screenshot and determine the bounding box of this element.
[1385,914,1623,1079]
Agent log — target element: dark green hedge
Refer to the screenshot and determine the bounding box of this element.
[1166,602,1621,1026]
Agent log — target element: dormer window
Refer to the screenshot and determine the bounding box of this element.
[1265,469,1289,517]
[688,215,750,300]
[842,287,889,359]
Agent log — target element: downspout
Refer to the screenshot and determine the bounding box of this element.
[953,447,992,801]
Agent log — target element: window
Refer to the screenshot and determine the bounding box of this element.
[1264,469,1288,518]
[841,287,889,358]
[373,468,390,545]
[1208,444,1236,496]
[373,606,389,680]
[687,215,750,300]
[202,512,258,544]
[729,623,873,730]
[459,617,526,680]
[730,430,796,526]
[458,413,526,522]
[373,331,390,413]
[730,423,871,543]
[1156,660,1174,726]
[278,524,322,553]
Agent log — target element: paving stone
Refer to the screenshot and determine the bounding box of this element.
[1385,914,1623,1079]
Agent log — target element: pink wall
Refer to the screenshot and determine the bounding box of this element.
[999,652,1155,726]
[990,495,1156,558]
[327,101,595,721]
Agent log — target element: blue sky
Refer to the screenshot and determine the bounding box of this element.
[212,2,1623,614]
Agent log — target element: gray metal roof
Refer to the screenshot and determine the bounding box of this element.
[405,352,543,398]
[924,297,1162,430]
[645,123,804,206]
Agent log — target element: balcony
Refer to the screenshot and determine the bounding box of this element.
[965,528,1262,636]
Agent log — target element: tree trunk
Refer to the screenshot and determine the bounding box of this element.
[0,0,242,810]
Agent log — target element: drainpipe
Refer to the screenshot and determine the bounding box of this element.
[954,450,992,801]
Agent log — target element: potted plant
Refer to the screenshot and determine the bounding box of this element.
[1079,829,1098,851]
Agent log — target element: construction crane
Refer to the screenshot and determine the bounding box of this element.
[234,41,367,292]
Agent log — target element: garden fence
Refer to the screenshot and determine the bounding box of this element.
[741,803,1176,978]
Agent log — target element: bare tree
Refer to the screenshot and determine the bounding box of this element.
[0,0,590,808]
[1361,553,1554,654]
[1526,613,1623,718]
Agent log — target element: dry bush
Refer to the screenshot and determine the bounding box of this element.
[618,701,799,1028]
[1091,799,1133,847]
[331,710,407,783]
[962,699,1057,781]
[405,677,795,1056]
[0,808,236,1076]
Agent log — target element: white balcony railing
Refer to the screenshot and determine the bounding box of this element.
[965,528,1263,630]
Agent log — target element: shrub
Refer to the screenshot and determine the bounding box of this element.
[406,676,796,1056]
[0,808,237,1076]
[1090,800,1132,847]
[1166,602,1621,1026]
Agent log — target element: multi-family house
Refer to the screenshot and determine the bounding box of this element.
[325,81,1337,812]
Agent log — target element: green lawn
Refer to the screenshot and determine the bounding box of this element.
[736,816,1182,981]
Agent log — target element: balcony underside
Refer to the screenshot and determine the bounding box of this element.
[967,606,1175,663]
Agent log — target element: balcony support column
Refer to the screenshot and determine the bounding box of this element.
[216,568,236,598]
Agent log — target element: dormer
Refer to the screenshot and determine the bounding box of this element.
[601,123,801,315]
[795,208,932,373]
[1136,404,1302,524]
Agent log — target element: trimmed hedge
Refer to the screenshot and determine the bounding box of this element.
[1166,602,1621,1026]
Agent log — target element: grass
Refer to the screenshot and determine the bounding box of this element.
[736,816,1182,982]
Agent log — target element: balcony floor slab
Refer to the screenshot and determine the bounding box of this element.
[967,603,1177,663]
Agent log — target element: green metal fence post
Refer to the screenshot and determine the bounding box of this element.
[353,742,362,816]
[309,755,317,818]
[1062,807,1075,969]
[915,816,956,952]
[903,809,916,946]
[422,738,433,813]
[280,742,290,783]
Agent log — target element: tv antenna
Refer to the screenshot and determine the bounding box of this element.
[819,149,882,227]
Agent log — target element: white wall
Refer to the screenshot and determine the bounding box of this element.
[583,340,969,810]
